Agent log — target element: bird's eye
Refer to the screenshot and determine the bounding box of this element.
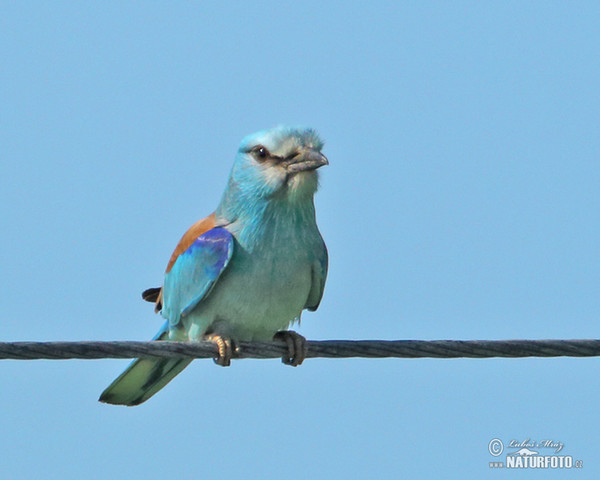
[254,146,269,160]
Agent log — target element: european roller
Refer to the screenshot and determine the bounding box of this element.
[100,126,328,406]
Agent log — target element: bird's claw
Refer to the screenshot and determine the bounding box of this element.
[205,335,237,367]
[274,330,307,366]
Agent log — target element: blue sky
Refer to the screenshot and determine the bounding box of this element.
[1,2,599,478]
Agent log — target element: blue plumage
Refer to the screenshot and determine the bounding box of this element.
[100,126,328,406]
[163,227,234,322]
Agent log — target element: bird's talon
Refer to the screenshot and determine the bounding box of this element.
[274,331,307,367]
[206,335,236,367]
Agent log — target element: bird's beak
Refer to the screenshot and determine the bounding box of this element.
[284,149,329,173]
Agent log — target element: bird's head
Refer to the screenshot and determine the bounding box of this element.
[226,126,328,203]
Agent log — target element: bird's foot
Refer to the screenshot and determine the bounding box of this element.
[204,334,237,367]
[274,330,307,367]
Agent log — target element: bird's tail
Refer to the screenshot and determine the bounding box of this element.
[99,323,192,406]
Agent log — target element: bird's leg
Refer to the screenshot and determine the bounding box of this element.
[204,334,237,367]
[273,330,307,367]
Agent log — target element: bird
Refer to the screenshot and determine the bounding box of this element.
[99,126,329,406]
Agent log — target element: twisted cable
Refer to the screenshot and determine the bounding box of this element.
[0,339,599,360]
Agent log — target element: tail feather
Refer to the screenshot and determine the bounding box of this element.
[99,322,191,406]
[99,357,192,406]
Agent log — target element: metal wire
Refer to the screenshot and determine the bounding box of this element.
[1,339,600,360]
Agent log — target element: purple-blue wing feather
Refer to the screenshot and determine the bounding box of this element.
[161,227,234,326]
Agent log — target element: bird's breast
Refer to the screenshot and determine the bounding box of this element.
[185,213,319,341]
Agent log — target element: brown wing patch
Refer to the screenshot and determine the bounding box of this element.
[165,212,217,273]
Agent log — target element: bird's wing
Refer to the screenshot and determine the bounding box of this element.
[164,213,218,274]
[142,213,233,318]
[305,238,328,311]
[161,225,234,326]
[142,213,220,312]
[142,286,161,307]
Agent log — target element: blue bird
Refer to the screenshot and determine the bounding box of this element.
[100,126,328,406]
